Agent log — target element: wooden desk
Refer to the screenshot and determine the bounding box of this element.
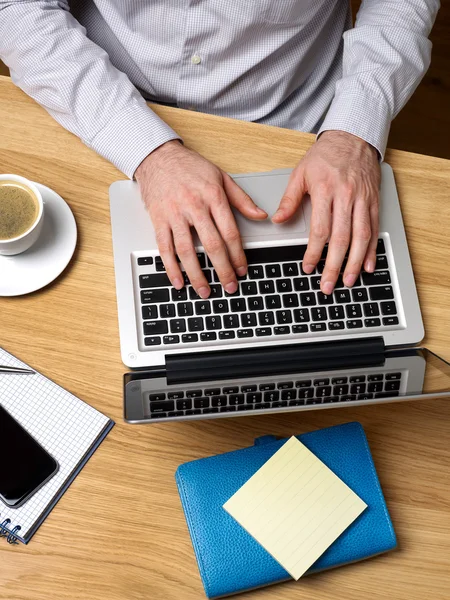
[1,75,449,600]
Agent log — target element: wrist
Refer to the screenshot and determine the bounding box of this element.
[135,139,184,181]
[320,130,377,157]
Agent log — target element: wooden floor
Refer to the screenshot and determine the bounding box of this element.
[1,1,448,159]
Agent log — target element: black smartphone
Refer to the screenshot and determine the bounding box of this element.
[0,404,59,508]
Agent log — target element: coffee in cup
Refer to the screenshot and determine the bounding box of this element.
[0,174,44,256]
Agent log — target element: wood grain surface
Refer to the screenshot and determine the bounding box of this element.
[0,76,449,600]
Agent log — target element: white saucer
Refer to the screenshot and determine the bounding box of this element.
[0,183,77,296]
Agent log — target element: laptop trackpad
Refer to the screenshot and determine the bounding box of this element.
[230,171,308,241]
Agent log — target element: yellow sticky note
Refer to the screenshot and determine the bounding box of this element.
[223,436,367,580]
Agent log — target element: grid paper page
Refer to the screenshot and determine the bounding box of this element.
[0,347,111,541]
[223,436,367,580]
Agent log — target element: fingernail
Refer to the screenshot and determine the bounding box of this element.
[198,286,210,299]
[236,266,247,277]
[173,278,183,290]
[255,206,267,215]
[272,210,283,221]
[303,263,315,274]
[225,282,238,294]
[322,281,333,295]
[365,260,375,272]
[344,274,357,287]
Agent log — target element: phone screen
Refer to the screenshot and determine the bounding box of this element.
[0,405,58,508]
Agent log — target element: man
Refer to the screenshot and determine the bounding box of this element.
[0,0,439,299]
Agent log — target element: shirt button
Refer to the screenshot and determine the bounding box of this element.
[191,54,201,65]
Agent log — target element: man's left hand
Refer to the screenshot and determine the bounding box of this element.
[272,130,381,295]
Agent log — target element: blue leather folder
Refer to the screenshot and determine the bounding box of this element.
[175,422,397,598]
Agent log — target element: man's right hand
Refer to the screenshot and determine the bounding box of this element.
[135,141,267,299]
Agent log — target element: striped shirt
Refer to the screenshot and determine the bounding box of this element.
[0,0,439,178]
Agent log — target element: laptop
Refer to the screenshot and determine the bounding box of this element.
[109,164,450,423]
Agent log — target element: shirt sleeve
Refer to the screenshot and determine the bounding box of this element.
[317,0,440,159]
[0,0,181,178]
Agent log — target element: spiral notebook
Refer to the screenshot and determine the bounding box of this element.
[0,347,114,544]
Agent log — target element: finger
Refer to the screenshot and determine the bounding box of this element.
[363,199,379,272]
[222,173,268,220]
[211,194,247,277]
[172,222,210,299]
[272,167,306,223]
[321,198,352,295]
[194,213,238,295]
[302,185,332,274]
[343,200,372,287]
[155,224,184,290]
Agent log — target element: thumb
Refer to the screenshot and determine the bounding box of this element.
[272,168,307,223]
[222,172,268,220]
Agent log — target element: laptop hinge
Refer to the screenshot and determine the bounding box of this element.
[165,337,385,385]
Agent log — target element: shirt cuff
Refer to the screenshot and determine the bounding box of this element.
[88,99,182,179]
[317,87,391,161]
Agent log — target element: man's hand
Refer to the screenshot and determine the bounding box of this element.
[273,130,381,295]
[135,141,267,298]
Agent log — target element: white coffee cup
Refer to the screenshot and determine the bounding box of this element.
[0,174,44,256]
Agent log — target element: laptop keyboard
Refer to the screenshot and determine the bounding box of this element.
[137,238,399,348]
[148,372,402,419]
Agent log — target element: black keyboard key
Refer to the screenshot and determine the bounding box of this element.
[229,394,245,405]
[334,385,349,395]
[278,381,294,389]
[368,381,383,392]
[266,296,281,310]
[312,307,327,321]
[383,316,399,326]
[150,413,167,419]
[169,319,186,333]
[317,292,333,305]
[386,372,401,380]
[258,312,275,326]
[381,301,397,315]
[311,277,322,290]
[256,327,272,336]
[260,383,275,390]
[314,378,329,386]
[374,255,388,269]
[205,315,222,330]
[328,305,344,320]
[346,304,362,318]
[347,319,363,329]
[265,264,281,278]
[199,332,216,343]
[293,277,310,291]
[323,397,339,403]
[259,280,275,294]
[292,324,308,333]
[340,395,357,402]
[358,393,374,400]
[351,383,366,394]
[363,271,391,286]
[298,387,314,399]
[350,375,366,383]
[294,308,310,323]
[370,286,394,301]
[316,386,332,397]
[241,385,257,393]
[329,321,345,330]
[316,260,326,274]
[208,285,223,298]
[168,391,184,400]
[276,279,292,293]
[246,392,262,404]
[212,395,228,407]
[377,239,386,254]
[306,398,322,405]
[160,304,176,318]
[141,289,170,304]
[219,331,236,340]
[289,399,305,406]
[213,300,229,314]
[332,376,348,384]
[176,399,192,410]
[242,282,257,295]
[186,390,202,398]
[283,263,299,276]
[335,289,351,303]
[301,263,316,276]
[237,405,254,411]
[171,287,187,301]
[281,389,297,400]
[144,336,162,346]
[149,392,166,402]
[375,391,399,398]
[194,397,210,408]
[163,335,179,344]
[363,303,380,317]
[150,400,174,413]
[204,388,220,397]
[282,294,299,308]
[248,265,264,279]
[189,287,202,300]
[202,407,219,414]
[188,317,204,331]
[365,318,381,327]
[368,374,383,382]
[245,245,306,265]
[310,322,326,332]
[185,409,202,415]
[351,288,368,302]
[168,411,184,417]
[271,401,288,408]
[264,390,280,402]
[224,314,239,329]
[176,302,193,317]
[276,310,292,324]
[154,256,165,271]
[137,256,154,266]
[296,380,312,388]
[220,406,236,412]
[248,296,264,311]
[274,326,290,335]
[241,313,257,327]
[237,329,253,338]
[195,301,211,315]
[144,321,168,335]
[300,292,316,306]
[139,273,171,289]
[142,305,158,319]
[231,298,247,312]
[385,380,401,392]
